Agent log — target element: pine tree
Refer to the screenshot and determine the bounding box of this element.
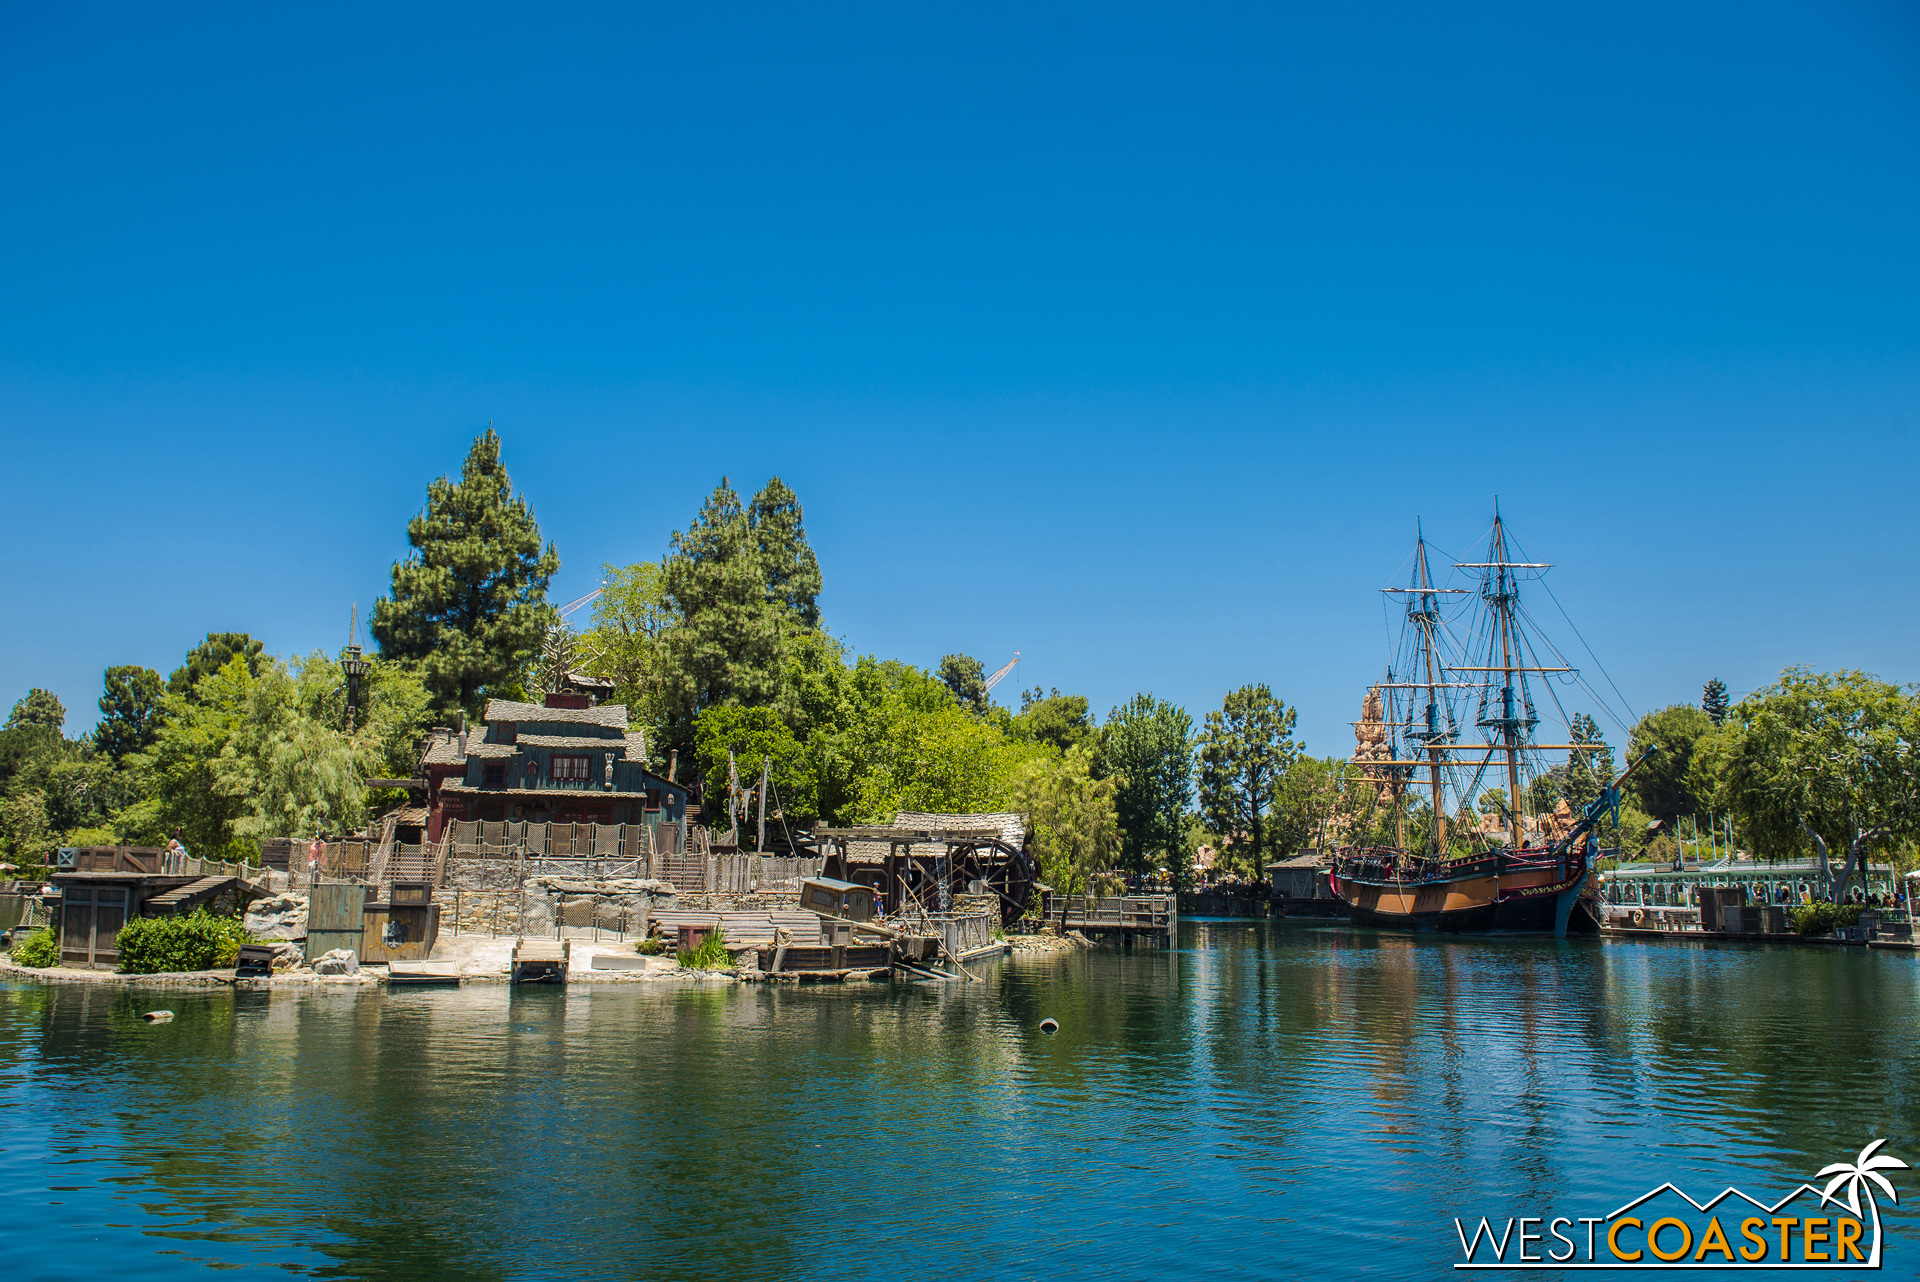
[5,689,65,733]
[168,633,265,699]
[97,665,165,762]
[748,477,822,630]
[1196,684,1298,880]
[1702,678,1730,726]
[939,654,989,715]
[660,477,826,746]
[370,427,559,717]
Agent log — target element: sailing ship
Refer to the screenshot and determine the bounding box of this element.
[1328,511,1654,937]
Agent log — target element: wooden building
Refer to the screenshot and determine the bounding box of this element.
[50,848,267,970]
[418,696,687,841]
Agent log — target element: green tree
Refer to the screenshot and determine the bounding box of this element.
[939,654,990,716]
[1696,668,1920,902]
[118,654,386,858]
[1012,687,1094,753]
[6,689,65,732]
[661,479,788,738]
[828,658,1041,824]
[1270,755,1353,864]
[168,632,265,699]
[1103,693,1194,882]
[96,665,165,762]
[692,705,812,837]
[748,477,823,630]
[581,559,675,736]
[1702,678,1730,726]
[370,427,561,717]
[1626,704,1716,823]
[1010,743,1118,901]
[1196,684,1298,880]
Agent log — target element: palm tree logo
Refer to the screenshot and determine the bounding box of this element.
[1817,1139,1907,1263]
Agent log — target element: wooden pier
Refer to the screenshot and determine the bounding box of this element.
[1047,894,1177,945]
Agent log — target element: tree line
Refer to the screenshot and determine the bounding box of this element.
[5,428,1909,901]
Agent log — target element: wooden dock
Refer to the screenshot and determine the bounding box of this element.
[511,938,569,983]
[1048,894,1176,945]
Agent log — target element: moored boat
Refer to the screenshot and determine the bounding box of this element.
[1329,511,1654,938]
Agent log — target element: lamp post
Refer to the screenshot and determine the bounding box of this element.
[342,645,369,733]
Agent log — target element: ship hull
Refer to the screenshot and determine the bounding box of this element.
[1330,848,1597,937]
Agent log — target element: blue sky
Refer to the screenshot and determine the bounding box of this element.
[4,2,1919,755]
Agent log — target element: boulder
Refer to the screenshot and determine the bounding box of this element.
[311,948,358,975]
[245,893,309,940]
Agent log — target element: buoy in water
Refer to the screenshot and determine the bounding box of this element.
[142,1011,174,1023]
[1039,1017,1058,1034]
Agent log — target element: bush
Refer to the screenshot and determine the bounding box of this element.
[636,934,666,956]
[115,910,251,974]
[1791,902,1863,937]
[9,929,58,968]
[676,927,731,971]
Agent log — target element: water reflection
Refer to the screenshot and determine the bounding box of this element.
[2,922,1917,1280]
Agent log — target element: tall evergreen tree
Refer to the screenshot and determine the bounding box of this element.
[1196,683,1298,880]
[1702,678,1730,726]
[662,479,786,736]
[939,654,990,715]
[5,689,65,732]
[97,665,166,762]
[749,477,822,630]
[168,633,265,699]
[660,477,826,746]
[1105,693,1195,881]
[370,427,560,717]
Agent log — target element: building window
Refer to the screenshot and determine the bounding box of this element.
[495,722,517,745]
[551,755,592,782]
[644,788,662,811]
[483,763,505,788]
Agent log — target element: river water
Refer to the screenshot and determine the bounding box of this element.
[2,921,1916,1280]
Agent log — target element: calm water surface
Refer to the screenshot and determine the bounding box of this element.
[2,921,1917,1280]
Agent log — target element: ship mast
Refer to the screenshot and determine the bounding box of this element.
[1493,515,1523,848]
[1413,531,1447,854]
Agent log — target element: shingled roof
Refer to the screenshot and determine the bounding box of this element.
[482,699,629,729]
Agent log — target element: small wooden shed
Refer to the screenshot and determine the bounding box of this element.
[51,871,267,970]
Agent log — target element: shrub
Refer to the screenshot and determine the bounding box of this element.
[116,910,251,974]
[676,927,731,971]
[9,929,59,968]
[636,934,666,956]
[1791,902,1863,937]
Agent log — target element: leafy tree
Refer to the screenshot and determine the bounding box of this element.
[1196,684,1299,879]
[119,655,384,857]
[939,654,990,716]
[1010,743,1118,900]
[827,657,1041,824]
[1104,693,1194,881]
[1696,668,1920,902]
[581,559,675,737]
[168,633,265,699]
[1270,754,1354,864]
[370,427,561,717]
[748,477,823,630]
[1626,704,1716,823]
[1702,678,1730,726]
[1012,688,1094,754]
[96,665,165,762]
[6,689,65,732]
[692,705,812,841]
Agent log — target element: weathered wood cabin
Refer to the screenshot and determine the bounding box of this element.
[50,847,266,970]
[419,696,687,842]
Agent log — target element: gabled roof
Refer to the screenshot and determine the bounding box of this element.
[483,699,629,729]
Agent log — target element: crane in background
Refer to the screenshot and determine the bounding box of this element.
[983,652,1020,692]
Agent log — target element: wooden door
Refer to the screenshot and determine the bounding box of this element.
[90,888,127,968]
[60,886,93,966]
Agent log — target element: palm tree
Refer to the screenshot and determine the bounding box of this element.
[1818,1139,1908,1262]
